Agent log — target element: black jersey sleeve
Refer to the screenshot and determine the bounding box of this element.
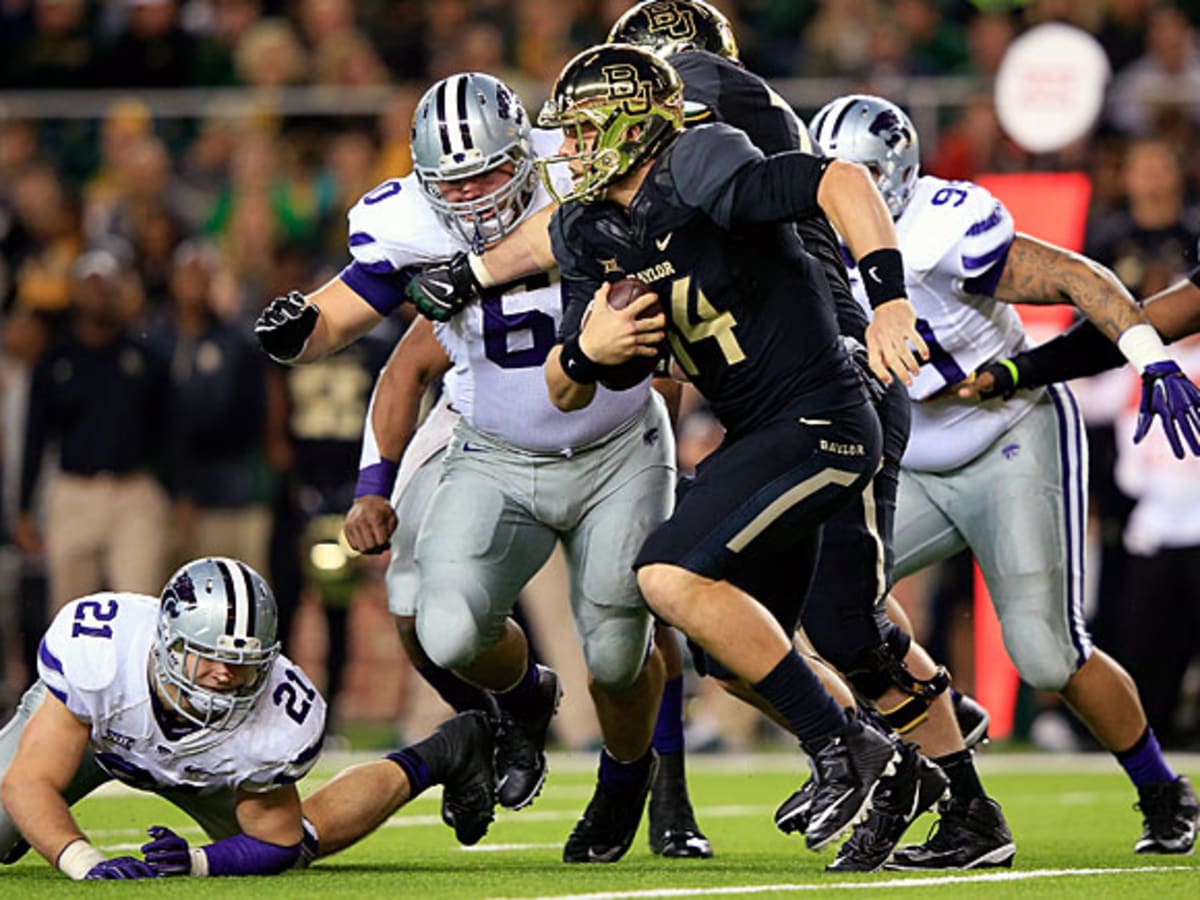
[669,125,831,230]
[549,203,604,342]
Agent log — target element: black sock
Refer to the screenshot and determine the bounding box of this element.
[495,660,542,719]
[598,747,654,793]
[416,663,496,716]
[752,650,848,743]
[935,749,985,802]
[387,725,457,796]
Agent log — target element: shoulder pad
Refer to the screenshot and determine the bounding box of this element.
[900,177,1011,275]
[43,594,154,694]
[347,175,459,272]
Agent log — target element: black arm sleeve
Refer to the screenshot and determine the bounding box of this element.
[549,205,603,342]
[672,130,830,230]
[1010,317,1127,388]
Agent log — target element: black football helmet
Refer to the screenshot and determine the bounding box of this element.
[537,44,685,204]
[608,0,739,61]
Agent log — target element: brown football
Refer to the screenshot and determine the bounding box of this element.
[600,278,665,391]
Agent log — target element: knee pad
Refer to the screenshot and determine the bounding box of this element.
[844,626,948,733]
[1006,633,1076,692]
[415,592,487,670]
[583,617,653,690]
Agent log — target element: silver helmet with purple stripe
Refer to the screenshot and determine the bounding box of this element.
[411,72,538,250]
[810,94,920,219]
[152,557,280,732]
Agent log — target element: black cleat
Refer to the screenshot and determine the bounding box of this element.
[649,751,713,858]
[804,720,899,852]
[496,665,561,810]
[0,838,30,865]
[827,743,949,872]
[953,692,991,750]
[564,754,657,863]
[886,796,1015,870]
[774,762,817,836]
[437,711,498,846]
[1134,776,1199,854]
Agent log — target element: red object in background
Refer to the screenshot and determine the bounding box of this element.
[965,171,1093,739]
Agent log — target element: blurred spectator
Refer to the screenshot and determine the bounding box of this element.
[3,162,82,317]
[372,86,420,184]
[14,249,170,612]
[81,99,155,242]
[190,0,263,86]
[152,239,271,573]
[963,9,1016,78]
[1097,0,1153,74]
[233,16,309,87]
[0,0,96,88]
[1113,335,1200,747]
[316,129,379,263]
[927,93,1029,181]
[1108,5,1200,136]
[802,0,878,76]
[96,0,198,88]
[312,29,390,87]
[895,0,967,75]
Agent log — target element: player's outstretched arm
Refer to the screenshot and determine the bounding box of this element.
[256,277,385,364]
[960,273,1200,401]
[344,318,452,554]
[0,693,151,879]
[141,786,305,877]
[980,236,1200,457]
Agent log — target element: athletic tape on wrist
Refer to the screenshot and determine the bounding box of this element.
[1117,323,1170,375]
[56,839,106,880]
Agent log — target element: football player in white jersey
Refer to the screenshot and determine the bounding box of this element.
[257,72,700,863]
[0,556,499,880]
[812,94,1200,863]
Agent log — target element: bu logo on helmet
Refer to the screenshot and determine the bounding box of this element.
[646,5,696,40]
[602,64,653,115]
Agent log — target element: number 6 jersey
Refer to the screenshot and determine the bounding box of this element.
[38,594,325,795]
[342,128,649,454]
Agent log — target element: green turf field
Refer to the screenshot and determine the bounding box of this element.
[5,753,1199,897]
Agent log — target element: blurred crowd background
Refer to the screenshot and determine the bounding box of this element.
[2,0,1200,752]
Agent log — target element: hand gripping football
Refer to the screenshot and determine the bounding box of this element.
[600,278,665,391]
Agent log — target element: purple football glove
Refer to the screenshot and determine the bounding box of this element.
[84,856,158,879]
[1133,360,1200,459]
[141,825,193,877]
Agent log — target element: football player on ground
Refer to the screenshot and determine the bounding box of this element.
[258,72,707,863]
[537,43,924,855]
[813,93,1200,860]
[0,557,496,880]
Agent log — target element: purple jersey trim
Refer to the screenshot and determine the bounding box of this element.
[962,240,1013,297]
[339,262,411,315]
[39,637,64,674]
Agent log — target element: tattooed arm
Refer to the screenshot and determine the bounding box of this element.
[991,233,1148,340]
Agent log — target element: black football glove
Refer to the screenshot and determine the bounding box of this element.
[406,252,484,323]
[255,291,320,362]
[971,355,1036,401]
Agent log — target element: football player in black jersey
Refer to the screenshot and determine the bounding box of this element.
[607,0,1004,871]
[537,42,921,858]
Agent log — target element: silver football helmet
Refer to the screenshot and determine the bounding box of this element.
[152,557,280,733]
[411,72,538,250]
[810,94,920,219]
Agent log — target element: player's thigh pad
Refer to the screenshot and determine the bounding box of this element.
[415,439,557,670]
[386,452,446,617]
[902,386,1091,690]
[564,462,671,689]
[636,400,880,579]
[0,682,111,857]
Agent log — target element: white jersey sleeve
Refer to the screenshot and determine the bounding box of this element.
[38,593,149,719]
[339,174,460,315]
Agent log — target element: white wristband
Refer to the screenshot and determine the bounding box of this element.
[190,847,209,877]
[1117,323,1169,375]
[56,838,106,880]
[468,253,496,289]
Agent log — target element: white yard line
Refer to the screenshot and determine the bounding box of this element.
[491,866,1194,900]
